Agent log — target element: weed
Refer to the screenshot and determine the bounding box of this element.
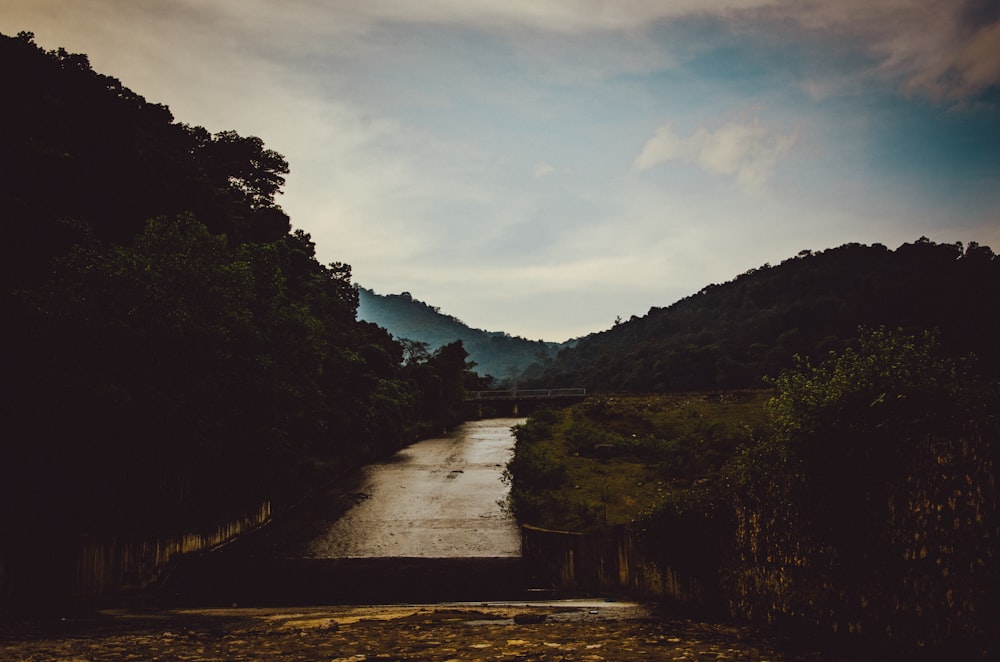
[506,391,771,533]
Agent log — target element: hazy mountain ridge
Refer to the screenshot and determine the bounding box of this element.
[356,287,570,381]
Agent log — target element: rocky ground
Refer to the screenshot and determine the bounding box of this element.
[1,600,841,661]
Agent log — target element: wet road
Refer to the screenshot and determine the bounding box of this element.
[5,422,833,659]
[305,418,524,558]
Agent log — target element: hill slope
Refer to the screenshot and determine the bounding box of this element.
[357,287,567,381]
[1,32,474,534]
[529,239,999,391]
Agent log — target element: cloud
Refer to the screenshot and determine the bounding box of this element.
[338,0,1000,103]
[274,0,772,36]
[3,0,997,342]
[634,118,798,191]
[12,0,999,104]
[533,161,557,178]
[904,19,1000,102]
[760,0,1000,103]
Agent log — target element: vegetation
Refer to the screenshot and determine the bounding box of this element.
[5,29,999,652]
[719,326,998,654]
[504,391,771,532]
[510,327,998,655]
[1,32,481,535]
[733,326,985,551]
[356,287,570,382]
[528,239,1000,391]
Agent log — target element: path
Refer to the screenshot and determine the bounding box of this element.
[306,418,523,558]
[3,418,831,659]
[164,419,530,606]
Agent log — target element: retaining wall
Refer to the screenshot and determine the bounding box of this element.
[520,523,716,609]
[724,422,999,652]
[521,422,997,655]
[0,501,270,611]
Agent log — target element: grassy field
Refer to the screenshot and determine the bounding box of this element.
[505,391,772,533]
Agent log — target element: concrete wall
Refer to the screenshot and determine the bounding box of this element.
[521,421,997,654]
[724,422,999,651]
[521,523,715,609]
[0,501,270,611]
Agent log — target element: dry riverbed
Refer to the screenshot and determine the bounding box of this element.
[1,601,834,661]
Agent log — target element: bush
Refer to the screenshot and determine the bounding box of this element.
[754,326,972,546]
[511,409,558,444]
[723,326,999,654]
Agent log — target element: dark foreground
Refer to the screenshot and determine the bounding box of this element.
[1,601,843,661]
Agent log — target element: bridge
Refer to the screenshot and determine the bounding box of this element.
[465,387,587,415]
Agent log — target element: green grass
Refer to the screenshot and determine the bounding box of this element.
[506,391,772,533]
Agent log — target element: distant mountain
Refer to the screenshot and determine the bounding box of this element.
[356,287,571,381]
[526,238,1000,391]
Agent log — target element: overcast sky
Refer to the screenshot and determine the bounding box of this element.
[5,1,999,341]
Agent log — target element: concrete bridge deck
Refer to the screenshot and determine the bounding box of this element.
[465,388,586,401]
[465,388,586,415]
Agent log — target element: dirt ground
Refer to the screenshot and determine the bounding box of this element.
[0,601,834,661]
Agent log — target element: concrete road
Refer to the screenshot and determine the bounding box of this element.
[305,418,524,558]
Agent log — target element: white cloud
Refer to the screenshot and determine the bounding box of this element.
[634,119,798,191]
[533,161,557,178]
[3,0,997,341]
[330,0,1000,102]
[761,0,1000,102]
[266,0,774,36]
[905,19,1000,102]
[10,0,998,104]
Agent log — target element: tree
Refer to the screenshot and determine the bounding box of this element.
[205,130,288,207]
[399,339,432,365]
[740,326,980,551]
[725,329,999,653]
[0,32,481,539]
[405,340,474,434]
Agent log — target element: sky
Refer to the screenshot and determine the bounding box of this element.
[4,1,1000,341]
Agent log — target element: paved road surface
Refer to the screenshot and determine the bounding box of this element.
[2,420,840,660]
[306,418,524,558]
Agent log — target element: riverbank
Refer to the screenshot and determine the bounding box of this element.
[1,601,829,661]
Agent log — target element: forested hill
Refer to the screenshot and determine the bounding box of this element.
[357,287,567,381]
[530,239,1000,391]
[1,32,481,535]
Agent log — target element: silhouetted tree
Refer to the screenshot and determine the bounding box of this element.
[529,239,999,392]
[0,32,476,534]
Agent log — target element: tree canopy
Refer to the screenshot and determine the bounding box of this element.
[737,327,983,547]
[529,239,1000,391]
[718,327,999,651]
[1,32,476,534]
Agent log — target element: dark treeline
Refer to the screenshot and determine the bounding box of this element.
[1,32,484,535]
[530,239,1000,390]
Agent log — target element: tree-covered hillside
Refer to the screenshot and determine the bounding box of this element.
[1,32,478,535]
[530,239,999,391]
[357,286,568,382]
[508,328,999,656]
